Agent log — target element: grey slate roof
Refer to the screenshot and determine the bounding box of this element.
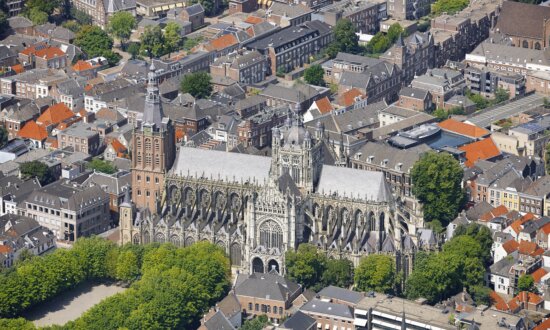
[82,171,131,196]
[399,86,429,100]
[203,310,235,330]
[267,2,313,18]
[317,286,364,305]
[104,0,137,13]
[25,180,107,211]
[184,3,204,15]
[280,311,316,330]
[317,165,390,201]
[171,147,272,183]
[234,272,302,302]
[300,298,354,319]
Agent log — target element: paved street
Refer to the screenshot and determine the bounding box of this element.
[24,282,126,327]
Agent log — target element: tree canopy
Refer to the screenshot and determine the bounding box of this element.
[432,0,469,15]
[354,255,395,293]
[517,275,536,293]
[164,22,182,56]
[180,72,213,99]
[303,64,325,86]
[140,25,165,58]
[0,238,231,330]
[365,23,404,55]
[74,25,121,66]
[19,161,54,186]
[108,12,136,49]
[411,151,464,229]
[86,158,117,174]
[285,243,353,291]
[326,19,359,58]
[405,231,489,304]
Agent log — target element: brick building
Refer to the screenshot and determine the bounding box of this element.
[237,105,288,148]
[210,50,268,85]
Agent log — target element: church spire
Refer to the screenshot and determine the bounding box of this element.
[142,62,164,128]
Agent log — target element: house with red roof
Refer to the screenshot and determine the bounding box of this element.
[438,118,490,139]
[304,96,334,122]
[459,137,502,167]
[509,291,544,312]
[337,88,367,109]
[17,120,48,148]
[198,34,240,58]
[104,139,128,161]
[494,239,519,263]
[72,57,108,79]
[19,43,67,69]
[36,102,75,132]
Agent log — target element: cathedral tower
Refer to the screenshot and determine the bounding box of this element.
[270,105,323,193]
[131,63,175,211]
[119,187,135,245]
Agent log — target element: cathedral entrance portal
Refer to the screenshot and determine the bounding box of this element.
[252,257,264,273]
[267,259,280,273]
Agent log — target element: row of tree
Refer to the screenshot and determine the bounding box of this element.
[286,223,492,306]
[0,238,231,329]
[406,223,493,305]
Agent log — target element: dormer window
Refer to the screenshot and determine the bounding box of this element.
[367,155,374,163]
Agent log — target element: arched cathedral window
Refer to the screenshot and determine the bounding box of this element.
[259,220,283,250]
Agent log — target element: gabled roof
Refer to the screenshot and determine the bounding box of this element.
[510,291,543,307]
[501,239,519,254]
[518,240,544,257]
[439,119,489,139]
[509,214,534,235]
[312,96,333,115]
[496,1,550,40]
[73,60,93,72]
[459,138,501,167]
[531,267,547,283]
[11,64,24,74]
[479,205,508,222]
[37,103,74,127]
[17,121,48,141]
[490,290,510,312]
[110,139,127,154]
[205,34,238,51]
[20,44,65,59]
[338,88,365,107]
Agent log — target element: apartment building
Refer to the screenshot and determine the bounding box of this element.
[22,180,110,241]
[246,20,333,75]
[57,123,101,156]
[237,105,288,148]
[210,50,268,85]
[318,0,385,34]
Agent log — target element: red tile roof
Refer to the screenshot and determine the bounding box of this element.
[11,64,24,74]
[511,291,543,306]
[37,103,74,127]
[501,239,519,254]
[459,138,501,167]
[21,43,65,59]
[18,121,48,141]
[338,88,365,107]
[0,245,13,253]
[73,60,93,72]
[439,119,489,138]
[531,268,547,283]
[111,139,127,156]
[245,16,264,24]
[518,240,544,257]
[206,34,238,51]
[534,318,550,330]
[490,290,510,312]
[540,222,550,235]
[510,216,532,235]
[313,96,333,115]
[480,205,508,222]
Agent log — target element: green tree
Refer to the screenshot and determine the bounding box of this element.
[467,90,489,110]
[24,0,60,15]
[517,274,536,293]
[28,8,48,25]
[62,20,82,33]
[367,32,391,54]
[0,126,7,148]
[20,161,54,185]
[242,315,269,330]
[432,0,469,15]
[303,64,325,86]
[140,25,165,58]
[322,258,354,288]
[180,72,212,99]
[387,23,404,43]
[183,37,203,51]
[494,88,510,104]
[0,318,36,329]
[411,152,464,228]
[354,255,395,293]
[326,19,359,58]
[453,223,493,266]
[469,285,492,306]
[74,25,118,65]
[127,42,141,60]
[116,250,140,282]
[433,108,449,121]
[285,243,327,291]
[108,12,136,50]
[72,237,116,279]
[164,22,182,56]
[86,158,117,174]
[70,7,92,25]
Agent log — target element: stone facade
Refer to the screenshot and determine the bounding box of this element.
[121,107,420,276]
